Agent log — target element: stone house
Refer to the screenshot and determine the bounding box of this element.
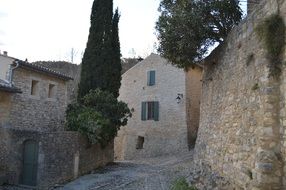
[194,0,286,189]
[0,53,113,189]
[115,54,202,160]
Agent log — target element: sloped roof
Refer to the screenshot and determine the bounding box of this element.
[13,60,73,81]
[0,79,21,93]
[121,58,141,74]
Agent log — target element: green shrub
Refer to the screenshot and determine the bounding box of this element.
[66,89,132,147]
[171,178,197,190]
[255,14,285,77]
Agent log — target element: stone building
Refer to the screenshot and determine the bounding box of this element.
[33,61,81,103]
[115,54,202,160]
[0,53,113,189]
[194,0,286,189]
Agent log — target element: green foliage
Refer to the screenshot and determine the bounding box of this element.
[78,0,122,100]
[255,14,285,77]
[156,0,242,70]
[66,89,131,147]
[171,178,197,190]
[110,9,122,98]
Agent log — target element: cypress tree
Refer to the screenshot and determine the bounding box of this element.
[78,0,114,100]
[110,9,122,98]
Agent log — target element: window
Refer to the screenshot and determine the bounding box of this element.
[141,101,159,121]
[31,80,39,96]
[147,70,155,86]
[48,84,56,98]
[136,136,144,149]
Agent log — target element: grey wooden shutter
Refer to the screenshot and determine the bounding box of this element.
[141,102,147,120]
[150,71,155,86]
[154,101,159,121]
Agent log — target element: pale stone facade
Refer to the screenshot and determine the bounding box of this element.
[194,0,286,189]
[186,67,202,147]
[115,54,202,160]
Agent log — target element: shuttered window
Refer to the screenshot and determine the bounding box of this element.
[147,70,156,86]
[141,101,159,121]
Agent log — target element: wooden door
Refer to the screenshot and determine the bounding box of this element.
[22,140,38,186]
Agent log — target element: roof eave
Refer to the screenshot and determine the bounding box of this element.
[0,86,22,93]
[13,60,73,81]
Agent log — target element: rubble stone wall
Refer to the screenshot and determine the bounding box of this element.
[194,0,286,189]
[7,68,68,132]
[0,129,113,189]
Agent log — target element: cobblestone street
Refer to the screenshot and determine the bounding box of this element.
[1,152,194,190]
[57,151,193,190]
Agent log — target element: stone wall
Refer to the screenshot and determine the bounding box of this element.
[248,0,262,14]
[38,132,114,189]
[0,92,12,128]
[0,129,113,189]
[194,0,286,189]
[34,61,81,103]
[115,54,190,160]
[186,67,202,148]
[7,67,68,132]
[278,1,286,188]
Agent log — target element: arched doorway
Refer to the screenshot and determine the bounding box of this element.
[22,140,39,186]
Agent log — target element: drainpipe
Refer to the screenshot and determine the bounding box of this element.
[8,60,19,86]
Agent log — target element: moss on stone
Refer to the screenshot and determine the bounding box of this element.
[171,178,197,190]
[255,14,285,77]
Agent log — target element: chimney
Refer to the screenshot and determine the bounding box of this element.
[247,0,260,14]
[3,51,7,56]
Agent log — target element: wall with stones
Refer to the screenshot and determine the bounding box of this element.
[115,54,190,160]
[38,132,114,189]
[34,61,81,103]
[7,68,68,132]
[194,0,286,189]
[186,67,202,148]
[0,129,113,189]
[0,92,12,181]
[0,92,12,128]
[278,0,286,188]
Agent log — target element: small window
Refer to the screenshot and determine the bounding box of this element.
[136,136,144,149]
[147,70,155,86]
[141,101,159,121]
[31,80,39,96]
[48,84,56,98]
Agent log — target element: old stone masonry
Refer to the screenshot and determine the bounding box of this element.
[194,0,286,189]
[1,0,286,190]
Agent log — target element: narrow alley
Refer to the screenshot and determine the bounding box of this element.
[56,152,193,190]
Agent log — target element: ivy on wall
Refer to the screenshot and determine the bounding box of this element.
[255,14,286,77]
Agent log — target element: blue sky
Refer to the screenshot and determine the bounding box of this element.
[0,0,245,64]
